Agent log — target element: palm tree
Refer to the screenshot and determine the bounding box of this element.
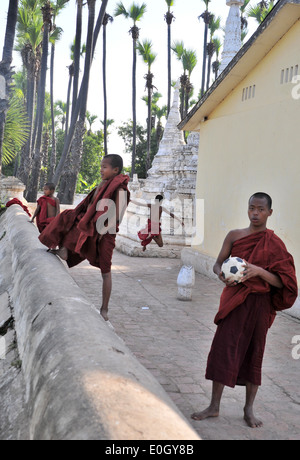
[26,0,53,202]
[100,117,114,146]
[199,0,212,97]
[67,40,86,135]
[171,40,185,119]
[212,37,222,80]
[0,0,19,175]
[71,0,83,121]
[164,0,175,116]
[247,1,274,24]
[52,0,108,190]
[57,0,97,204]
[102,12,113,156]
[114,2,147,177]
[182,49,197,117]
[86,110,98,134]
[137,39,157,173]
[206,14,220,90]
[48,0,68,181]
[172,41,197,119]
[55,99,67,130]
[2,92,29,171]
[16,0,43,185]
[240,0,251,35]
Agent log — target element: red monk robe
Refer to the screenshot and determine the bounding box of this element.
[36,195,57,233]
[39,174,130,273]
[6,198,31,217]
[138,219,162,248]
[206,229,298,388]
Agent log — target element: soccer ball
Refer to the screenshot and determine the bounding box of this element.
[221,257,245,283]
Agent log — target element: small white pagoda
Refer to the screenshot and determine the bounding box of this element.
[116,80,199,258]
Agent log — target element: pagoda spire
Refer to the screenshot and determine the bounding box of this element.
[219,0,243,73]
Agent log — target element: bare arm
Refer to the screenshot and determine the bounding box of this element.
[214,230,283,289]
[30,204,41,222]
[55,198,60,215]
[213,231,235,280]
[241,262,283,288]
[161,206,185,226]
[130,199,150,208]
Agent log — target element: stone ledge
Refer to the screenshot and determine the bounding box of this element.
[2,205,200,440]
[116,234,183,258]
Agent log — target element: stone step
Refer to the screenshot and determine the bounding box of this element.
[116,235,184,258]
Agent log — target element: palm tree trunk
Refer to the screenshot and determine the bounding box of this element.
[206,52,212,91]
[71,0,82,119]
[0,0,19,175]
[52,0,108,187]
[167,22,171,116]
[201,21,208,96]
[146,72,152,173]
[65,63,74,138]
[103,21,108,156]
[57,0,95,204]
[26,2,51,202]
[18,67,36,185]
[132,36,137,177]
[57,119,85,204]
[49,41,56,181]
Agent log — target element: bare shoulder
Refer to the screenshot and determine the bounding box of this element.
[227,228,249,244]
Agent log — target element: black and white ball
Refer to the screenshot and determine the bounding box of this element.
[221,257,245,283]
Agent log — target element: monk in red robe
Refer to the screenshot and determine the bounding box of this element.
[191,192,298,428]
[30,183,60,232]
[132,195,184,252]
[39,155,130,322]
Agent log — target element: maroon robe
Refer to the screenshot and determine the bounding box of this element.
[206,230,298,387]
[36,196,57,232]
[138,219,162,248]
[6,198,31,217]
[39,174,130,273]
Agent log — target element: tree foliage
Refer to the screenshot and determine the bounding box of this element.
[3,91,29,166]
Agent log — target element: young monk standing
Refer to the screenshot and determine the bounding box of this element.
[30,183,60,232]
[191,192,298,428]
[38,154,130,321]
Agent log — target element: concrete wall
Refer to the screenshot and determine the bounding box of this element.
[0,205,199,440]
[193,19,300,278]
[184,17,300,321]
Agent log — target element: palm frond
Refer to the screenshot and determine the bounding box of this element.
[3,95,29,166]
[114,2,129,18]
[129,2,147,22]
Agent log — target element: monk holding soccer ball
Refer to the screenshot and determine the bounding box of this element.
[191,192,297,428]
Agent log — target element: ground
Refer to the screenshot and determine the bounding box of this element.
[70,250,300,440]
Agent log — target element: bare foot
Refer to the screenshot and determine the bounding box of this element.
[244,407,263,428]
[191,406,219,421]
[100,307,109,322]
[142,246,146,252]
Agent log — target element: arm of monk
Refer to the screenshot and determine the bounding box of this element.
[241,262,283,288]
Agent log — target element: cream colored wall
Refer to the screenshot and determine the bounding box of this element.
[195,19,300,278]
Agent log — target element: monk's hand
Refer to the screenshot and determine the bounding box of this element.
[218,271,236,287]
[241,261,262,282]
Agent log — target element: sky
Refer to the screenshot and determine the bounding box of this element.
[0,0,258,166]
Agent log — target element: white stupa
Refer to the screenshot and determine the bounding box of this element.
[116,81,199,258]
[219,0,243,74]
